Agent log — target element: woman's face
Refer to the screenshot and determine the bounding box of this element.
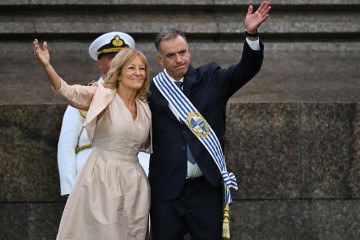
[118,55,146,91]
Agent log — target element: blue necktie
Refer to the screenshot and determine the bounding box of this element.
[174,81,183,90]
[174,81,196,164]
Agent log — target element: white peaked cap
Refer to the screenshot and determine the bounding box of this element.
[88,31,135,61]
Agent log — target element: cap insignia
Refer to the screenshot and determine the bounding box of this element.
[112,35,124,47]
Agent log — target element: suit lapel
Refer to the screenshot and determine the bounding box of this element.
[182,65,196,98]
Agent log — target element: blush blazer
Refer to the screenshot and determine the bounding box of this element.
[54,79,152,153]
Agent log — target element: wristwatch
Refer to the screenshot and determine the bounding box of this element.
[245,29,258,38]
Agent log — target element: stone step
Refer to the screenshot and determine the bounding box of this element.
[0,1,358,40]
[0,1,359,239]
[1,11,358,35]
[1,0,359,6]
[1,41,359,105]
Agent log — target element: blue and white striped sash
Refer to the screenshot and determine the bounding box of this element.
[153,71,238,204]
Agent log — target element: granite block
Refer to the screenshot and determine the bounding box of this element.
[301,103,360,198]
[0,105,66,201]
[231,199,360,240]
[0,203,28,240]
[348,103,360,195]
[225,103,360,200]
[0,202,65,240]
[225,103,302,199]
[1,104,360,201]
[27,203,65,240]
[2,199,359,240]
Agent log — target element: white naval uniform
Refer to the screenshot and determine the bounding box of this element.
[57,77,150,196]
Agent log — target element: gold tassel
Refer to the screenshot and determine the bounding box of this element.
[222,204,230,239]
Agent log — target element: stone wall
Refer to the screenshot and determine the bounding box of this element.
[0,1,359,239]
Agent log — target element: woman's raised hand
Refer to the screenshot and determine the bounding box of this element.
[33,39,62,90]
[33,39,50,68]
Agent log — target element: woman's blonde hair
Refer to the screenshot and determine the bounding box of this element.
[103,48,150,101]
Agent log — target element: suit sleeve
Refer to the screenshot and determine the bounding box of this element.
[215,40,264,101]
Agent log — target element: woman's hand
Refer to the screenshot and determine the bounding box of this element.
[33,39,50,68]
[33,39,62,90]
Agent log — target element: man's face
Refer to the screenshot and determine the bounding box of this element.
[96,53,116,76]
[157,35,191,80]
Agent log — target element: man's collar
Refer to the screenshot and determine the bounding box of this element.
[164,69,184,83]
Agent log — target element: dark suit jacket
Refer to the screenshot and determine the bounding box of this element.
[148,40,264,201]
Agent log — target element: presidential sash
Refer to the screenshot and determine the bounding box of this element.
[153,71,238,205]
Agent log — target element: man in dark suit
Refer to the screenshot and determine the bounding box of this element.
[148,1,272,239]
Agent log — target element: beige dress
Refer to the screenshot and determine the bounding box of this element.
[55,82,151,240]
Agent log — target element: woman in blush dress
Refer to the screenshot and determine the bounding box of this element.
[33,39,151,240]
